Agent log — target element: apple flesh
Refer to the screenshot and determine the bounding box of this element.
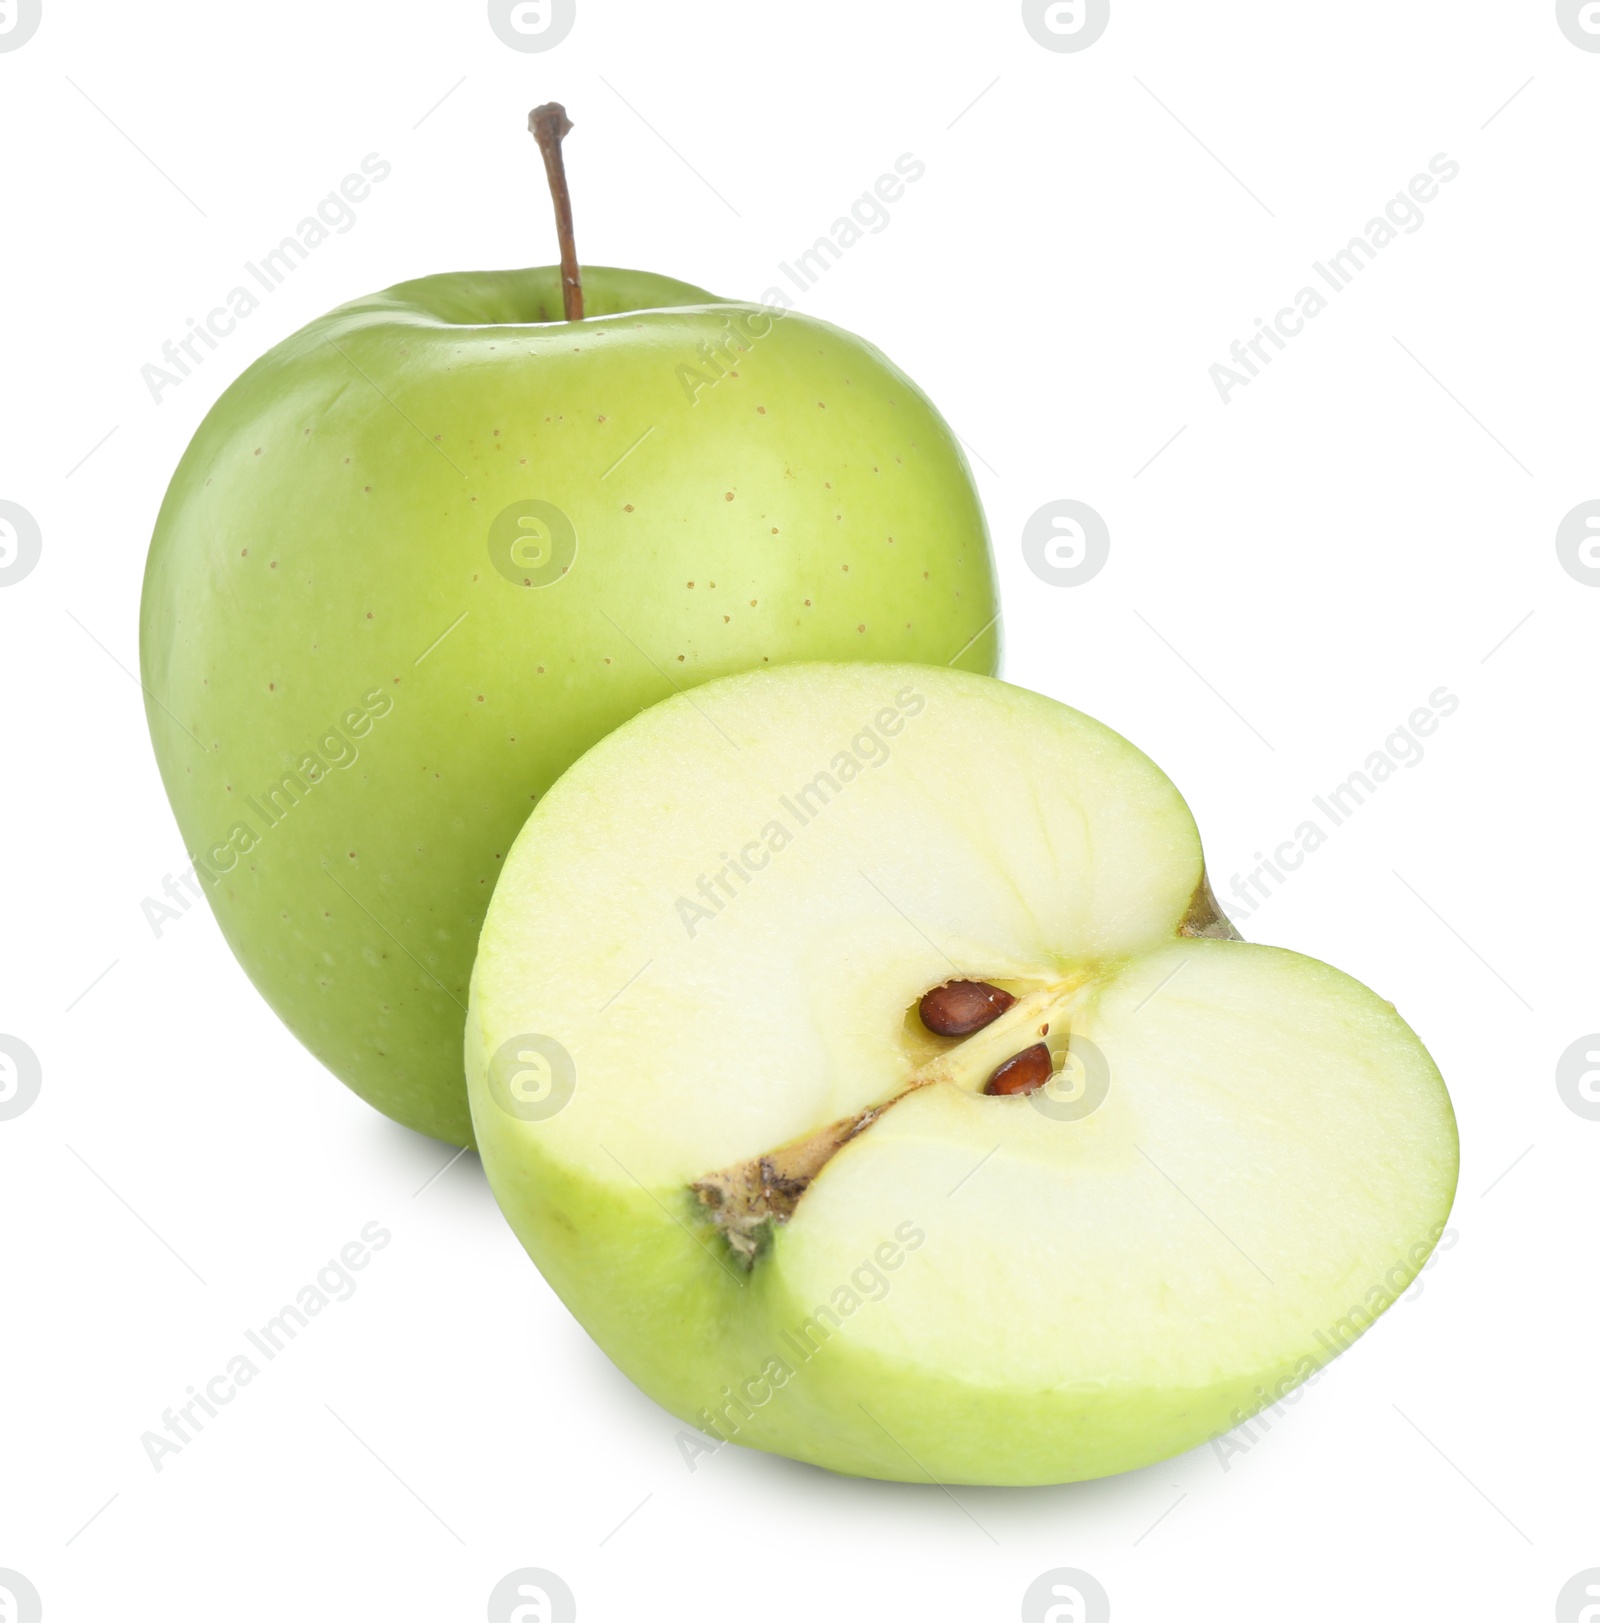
[140,267,999,1145]
[467,664,1458,1486]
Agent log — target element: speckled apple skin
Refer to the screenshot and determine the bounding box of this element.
[140,266,1000,1144]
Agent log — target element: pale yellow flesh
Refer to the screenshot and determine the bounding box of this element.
[468,664,1458,1484]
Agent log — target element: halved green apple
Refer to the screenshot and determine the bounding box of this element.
[467,664,1458,1485]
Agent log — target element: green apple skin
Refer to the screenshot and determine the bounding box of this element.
[140,267,1000,1146]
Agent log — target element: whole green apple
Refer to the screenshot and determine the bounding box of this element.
[467,663,1458,1485]
[141,265,1000,1144]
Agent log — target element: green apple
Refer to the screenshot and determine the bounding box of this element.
[466,663,1458,1486]
[140,267,999,1146]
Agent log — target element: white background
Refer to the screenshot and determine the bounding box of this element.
[2,1,1596,1618]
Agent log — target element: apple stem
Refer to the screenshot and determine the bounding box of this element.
[529,102,584,321]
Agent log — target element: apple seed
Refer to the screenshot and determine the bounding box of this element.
[985,1043,1053,1097]
[919,979,1016,1037]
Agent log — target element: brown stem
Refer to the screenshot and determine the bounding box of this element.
[528,101,583,321]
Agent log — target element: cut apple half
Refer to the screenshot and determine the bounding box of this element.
[467,664,1457,1485]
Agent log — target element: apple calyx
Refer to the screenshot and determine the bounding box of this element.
[691,978,1091,1265]
[528,101,583,321]
[689,1106,886,1265]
